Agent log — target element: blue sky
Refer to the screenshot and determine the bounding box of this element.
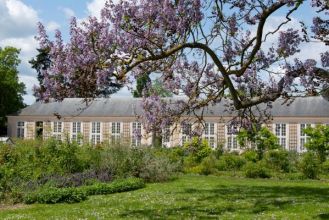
[0,0,120,105]
[0,0,325,105]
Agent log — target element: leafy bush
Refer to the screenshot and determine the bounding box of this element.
[264,149,290,173]
[35,168,113,188]
[216,154,246,171]
[321,160,329,174]
[138,152,177,182]
[299,152,320,179]
[242,150,258,162]
[183,137,212,164]
[304,125,329,163]
[24,178,144,204]
[80,178,145,196]
[238,127,280,160]
[0,139,178,204]
[199,155,217,175]
[24,187,87,204]
[244,162,271,178]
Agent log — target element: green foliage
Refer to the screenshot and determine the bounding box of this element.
[0,140,178,204]
[24,187,87,204]
[29,47,51,101]
[238,127,280,160]
[183,137,212,164]
[216,154,246,171]
[264,149,290,173]
[244,162,271,178]
[242,150,258,162]
[133,73,151,97]
[138,152,177,182]
[0,46,26,131]
[23,177,144,205]
[199,155,217,175]
[299,152,320,179]
[150,78,173,97]
[304,125,329,163]
[80,177,145,196]
[321,160,329,174]
[2,175,329,219]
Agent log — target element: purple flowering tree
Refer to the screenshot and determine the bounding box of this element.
[34,0,328,133]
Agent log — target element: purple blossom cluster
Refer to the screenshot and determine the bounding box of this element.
[33,0,329,132]
[277,28,302,57]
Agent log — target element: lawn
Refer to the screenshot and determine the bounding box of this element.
[1,175,329,219]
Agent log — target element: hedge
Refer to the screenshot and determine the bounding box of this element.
[24,177,145,204]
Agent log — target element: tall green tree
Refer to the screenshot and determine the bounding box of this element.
[133,73,151,98]
[304,125,329,163]
[29,47,51,100]
[238,127,280,160]
[0,47,26,134]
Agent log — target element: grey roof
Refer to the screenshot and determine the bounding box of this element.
[11,96,329,118]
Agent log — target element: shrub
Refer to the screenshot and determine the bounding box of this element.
[321,160,329,174]
[138,152,177,182]
[242,150,258,162]
[237,127,280,160]
[185,165,203,174]
[216,154,246,171]
[183,137,212,164]
[36,168,113,188]
[244,162,271,178]
[0,139,180,204]
[199,155,217,175]
[264,149,290,173]
[24,187,87,204]
[299,152,320,179]
[303,125,329,163]
[92,145,145,178]
[81,178,145,196]
[24,178,144,204]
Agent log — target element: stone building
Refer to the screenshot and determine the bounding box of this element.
[7,96,329,152]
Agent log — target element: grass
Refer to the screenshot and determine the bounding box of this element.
[1,175,329,219]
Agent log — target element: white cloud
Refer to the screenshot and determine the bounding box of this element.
[0,36,39,104]
[86,0,120,18]
[0,36,38,76]
[0,0,38,38]
[59,7,75,19]
[46,21,60,32]
[19,75,38,105]
[19,75,38,94]
[251,15,326,63]
[0,0,45,104]
[87,0,106,18]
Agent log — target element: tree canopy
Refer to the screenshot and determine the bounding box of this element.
[33,0,328,133]
[0,47,26,132]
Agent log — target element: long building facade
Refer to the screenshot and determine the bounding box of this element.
[7,97,329,153]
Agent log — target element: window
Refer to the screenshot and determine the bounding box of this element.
[181,123,192,145]
[71,122,82,144]
[53,121,63,141]
[35,121,43,138]
[162,125,171,147]
[17,121,25,138]
[131,122,141,146]
[299,123,311,152]
[91,122,101,145]
[226,125,238,150]
[111,122,121,145]
[204,123,216,148]
[275,123,287,148]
